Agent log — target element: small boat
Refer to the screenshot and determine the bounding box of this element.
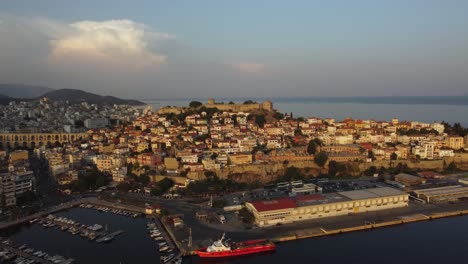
[96,235,114,243]
[160,254,174,264]
[29,218,40,224]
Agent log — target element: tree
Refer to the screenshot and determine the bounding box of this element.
[189,101,203,108]
[254,114,266,128]
[204,170,217,179]
[243,100,256,104]
[314,152,328,168]
[307,140,318,155]
[116,182,131,192]
[273,112,285,120]
[239,207,254,224]
[95,175,106,188]
[328,160,338,177]
[390,152,398,168]
[364,166,378,177]
[307,138,323,155]
[139,174,150,184]
[445,162,459,173]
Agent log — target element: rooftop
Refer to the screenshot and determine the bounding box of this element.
[249,187,407,212]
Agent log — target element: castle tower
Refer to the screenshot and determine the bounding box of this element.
[207,98,215,105]
[261,100,273,111]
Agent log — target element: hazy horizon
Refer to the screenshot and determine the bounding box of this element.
[1,1,467,98]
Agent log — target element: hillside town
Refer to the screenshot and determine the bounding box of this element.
[0,98,467,210]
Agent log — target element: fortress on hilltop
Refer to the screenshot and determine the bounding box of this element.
[205,98,273,112]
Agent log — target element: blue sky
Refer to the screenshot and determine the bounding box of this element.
[0,1,467,98]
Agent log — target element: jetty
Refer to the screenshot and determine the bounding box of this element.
[0,238,74,264]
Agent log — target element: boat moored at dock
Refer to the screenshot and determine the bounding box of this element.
[194,233,276,259]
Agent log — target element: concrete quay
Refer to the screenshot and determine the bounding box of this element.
[271,207,468,243]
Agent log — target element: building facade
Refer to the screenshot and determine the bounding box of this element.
[245,187,408,227]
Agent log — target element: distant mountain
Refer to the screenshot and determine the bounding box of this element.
[40,89,145,105]
[0,84,55,98]
[0,93,32,105]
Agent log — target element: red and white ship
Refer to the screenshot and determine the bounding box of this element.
[194,233,276,259]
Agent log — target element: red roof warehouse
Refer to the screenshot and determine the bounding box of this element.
[249,198,297,212]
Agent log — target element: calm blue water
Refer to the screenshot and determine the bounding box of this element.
[142,97,468,126]
[3,209,468,263]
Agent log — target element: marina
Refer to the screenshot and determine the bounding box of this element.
[78,204,142,218]
[0,238,74,264]
[146,220,183,264]
[31,214,124,243]
[2,207,161,264]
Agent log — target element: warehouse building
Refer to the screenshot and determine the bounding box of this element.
[395,173,426,187]
[413,185,468,203]
[245,187,409,227]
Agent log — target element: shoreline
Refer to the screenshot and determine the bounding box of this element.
[3,197,468,257]
[271,208,468,243]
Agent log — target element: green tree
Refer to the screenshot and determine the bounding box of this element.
[116,182,131,192]
[189,101,203,108]
[254,114,266,128]
[307,140,318,155]
[139,174,150,184]
[95,175,106,188]
[445,162,459,173]
[243,100,256,104]
[307,138,323,155]
[239,207,254,224]
[328,160,338,177]
[314,152,328,168]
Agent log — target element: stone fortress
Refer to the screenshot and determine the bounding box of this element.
[205,98,273,112]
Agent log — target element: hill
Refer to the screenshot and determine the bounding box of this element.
[0,93,32,105]
[40,89,145,105]
[0,84,55,98]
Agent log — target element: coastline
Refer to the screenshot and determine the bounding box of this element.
[271,208,468,243]
[3,197,468,258]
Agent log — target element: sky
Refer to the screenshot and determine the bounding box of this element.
[0,0,467,99]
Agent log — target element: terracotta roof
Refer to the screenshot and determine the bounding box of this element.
[249,198,296,212]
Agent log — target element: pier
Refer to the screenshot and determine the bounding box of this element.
[0,239,74,264]
[36,214,124,243]
[0,197,144,231]
[271,208,468,243]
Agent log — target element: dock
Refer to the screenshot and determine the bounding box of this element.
[38,214,124,243]
[148,217,184,262]
[0,239,74,264]
[95,230,125,243]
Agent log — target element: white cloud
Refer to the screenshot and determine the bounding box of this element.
[231,61,266,74]
[46,19,173,69]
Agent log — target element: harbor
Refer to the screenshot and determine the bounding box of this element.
[0,238,74,264]
[1,205,161,264]
[3,196,468,263]
[31,214,124,243]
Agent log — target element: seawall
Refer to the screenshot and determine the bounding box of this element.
[272,208,468,243]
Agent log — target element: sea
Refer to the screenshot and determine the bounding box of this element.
[141,96,468,126]
[3,208,468,264]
